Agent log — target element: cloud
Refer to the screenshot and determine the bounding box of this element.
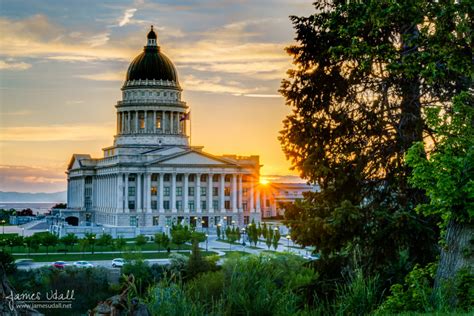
[76,71,124,81]
[0,165,66,193]
[0,60,32,70]
[84,32,111,47]
[0,110,33,116]
[243,94,281,98]
[118,8,137,27]
[182,75,255,95]
[0,124,114,142]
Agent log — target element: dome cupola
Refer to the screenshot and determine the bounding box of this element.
[125,26,178,84]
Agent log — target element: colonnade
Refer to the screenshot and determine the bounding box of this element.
[117,110,186,135]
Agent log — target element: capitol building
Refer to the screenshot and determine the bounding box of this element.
[61,27,262,231]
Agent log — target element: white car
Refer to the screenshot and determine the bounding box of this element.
[73,261,94,268]
[111,258,125,268]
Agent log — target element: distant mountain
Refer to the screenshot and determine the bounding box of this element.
[0,191,67,203]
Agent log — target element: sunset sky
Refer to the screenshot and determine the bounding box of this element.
[0,0,313,193]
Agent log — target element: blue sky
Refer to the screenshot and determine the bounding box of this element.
[0,0,314,192]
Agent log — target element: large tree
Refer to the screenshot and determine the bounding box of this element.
[281,0,471,278]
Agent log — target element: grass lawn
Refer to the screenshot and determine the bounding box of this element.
[5,242,192,254]
[13,251,217,262]
[223,251,250,258]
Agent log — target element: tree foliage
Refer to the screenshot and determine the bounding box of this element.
[280,0,471,277]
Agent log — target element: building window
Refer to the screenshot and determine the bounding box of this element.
[164,187,170,196]
[151,186,157,196]
[200,174,207,182]
[163,201,170,210]
[212,174,219,182]
[128,175,135,182]
[188,187,194,196]
[176,201,182,210]
[156,117,161,129]
[130,216,137,227]
[243,202,248,211]
[224,187,230,196]
[225,201,230,209]
[188,201,195,211]
[151,174,158,181]
[200,187,206,196]
[151,200,157,210]
[176,174,183,182]
[128,201,135,210]
[128,187,136,196]
[213,200,219,210]
[201,200,206,210]
[164,174,170,182]
[153,216,159,226]
[243,188,248,195]
[266,199,270,207]
[225,175,231,182]
[226,216,232,226]
[213,187,218,196]
[244,216,249,225]
[189,174,195,182]
[176,187,182,196]
[139,112,145,129]
[214,216,220,225]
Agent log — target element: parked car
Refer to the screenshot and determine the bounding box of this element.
[52,261,68,269]
[15,259,34,267]
[112,258,125,268]
[73,261,94,268]
[303,254,320,261]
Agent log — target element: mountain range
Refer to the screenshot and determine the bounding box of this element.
[0,191,67,203]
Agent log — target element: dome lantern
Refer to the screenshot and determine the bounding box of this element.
[147,25,157,46]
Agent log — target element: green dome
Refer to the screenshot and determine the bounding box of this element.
[125,27,178,83]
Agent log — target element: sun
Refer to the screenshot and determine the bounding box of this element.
[259,178,269,185]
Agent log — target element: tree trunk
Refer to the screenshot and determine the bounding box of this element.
[434,219,474,303]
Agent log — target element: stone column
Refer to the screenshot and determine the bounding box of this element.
[249,176,255,212]
[183,173,189,213]
[238,174,243,211]
[136,173,142,211]
[255,187,261,213]
[171,172,177,212]
[146,173,152,213]
[207,173,213,213]
[135,111,138,132]
[124,173,129,213]
[195,173,201,213]
[121,112,125,134]
[144,111,148,133]
[117,173,123,211]
[153,111,157,133]
[220,174,225,212]
[158,173,164,212]
[162,111,166,133]
[231,174,237,212]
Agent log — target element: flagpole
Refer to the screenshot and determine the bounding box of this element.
[190,112,192,146]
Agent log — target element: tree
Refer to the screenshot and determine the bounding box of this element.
[190,231,206,244]
[225,227,231,241]
[171,225,191,251]
[115,237,127,254]
[216,225,221,240]
[272,229,281,251]
[280,0,470,277]
[84,233,96,254]
[135,234,147,248]
[24,236,39,255]
[40,233,58,255]
[155,232,170,250]
[97,233,113,249]
[9,236,24,253]
[60,233,78,253]
[406,92,474,301]
[261,223,268,240]
[0,251,16,274]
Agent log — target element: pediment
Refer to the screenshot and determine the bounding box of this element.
[67,154,91,170]
[148,150,237,166]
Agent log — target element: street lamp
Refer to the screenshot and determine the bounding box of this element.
[286,234,291,252]
[1,220,5,235]
[241,228,246,250]
[92,236,96,254]
[205,234,208,252]
[201,220,205,233]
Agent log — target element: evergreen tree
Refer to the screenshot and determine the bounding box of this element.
[280,0,471,277]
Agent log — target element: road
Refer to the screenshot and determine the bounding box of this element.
[17,258,171,270]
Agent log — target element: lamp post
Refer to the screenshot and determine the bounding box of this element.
[201,220,205,233]
[286,234,291,252]
[165,225,169,237]
[1,220,5,235]
[217,223,221,240]
[241,228,246,251]
[92,236,95,254]
[205,234,208,252]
